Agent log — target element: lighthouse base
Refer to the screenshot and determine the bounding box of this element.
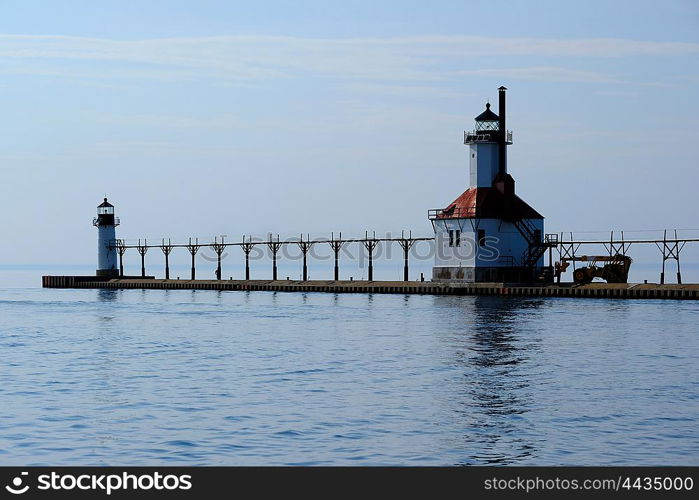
[432,266,549,284]
[96,269,120,278]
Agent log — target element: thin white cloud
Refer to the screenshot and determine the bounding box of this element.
[94,112,248,129]
[454,66,621,83]
[0,34,696,83]
[594,90,639,97]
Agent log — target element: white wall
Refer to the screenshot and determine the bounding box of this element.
[433,217,544,268]
[97,226,118,272]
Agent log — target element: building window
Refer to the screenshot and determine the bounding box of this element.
[448,229,461,247]
[478,229,486,247]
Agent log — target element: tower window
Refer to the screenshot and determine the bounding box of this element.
[448,229,461,247]
[478,229,486,246]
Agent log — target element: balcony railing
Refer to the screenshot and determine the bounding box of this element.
[92,217,121,227]
[428,207,476,220]
[463,130,513,145]
[464,131,495,144]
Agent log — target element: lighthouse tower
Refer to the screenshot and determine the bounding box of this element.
[93,198,120,277]
[428,87,547,282]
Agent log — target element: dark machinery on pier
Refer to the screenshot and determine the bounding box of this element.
[555,254,632,284]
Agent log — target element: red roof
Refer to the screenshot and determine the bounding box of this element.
[436,187,543,220]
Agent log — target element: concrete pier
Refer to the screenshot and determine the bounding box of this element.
[41,276,699,300]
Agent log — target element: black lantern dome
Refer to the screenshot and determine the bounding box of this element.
[474,102,499,132]
[94,197,117,226]
[97,197,114,215]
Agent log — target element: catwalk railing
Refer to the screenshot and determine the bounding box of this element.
[109,230,699,283]
[112,231,433,282]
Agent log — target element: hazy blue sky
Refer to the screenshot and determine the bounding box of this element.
[1,0,698,267]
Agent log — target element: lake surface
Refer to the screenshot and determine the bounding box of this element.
[0,277,697,465]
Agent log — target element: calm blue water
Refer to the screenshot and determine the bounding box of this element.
[0,277,697,465]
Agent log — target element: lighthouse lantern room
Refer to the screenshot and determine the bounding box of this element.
[428,87,548,283]
[93,198,120,277]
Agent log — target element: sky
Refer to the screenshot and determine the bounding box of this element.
[1,0,698,270]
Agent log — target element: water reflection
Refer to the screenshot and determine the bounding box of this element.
[96,289,119,325]
[97,289,118,302]
[436,296,545,464]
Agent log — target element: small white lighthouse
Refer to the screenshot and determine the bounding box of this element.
[93,198,120,277]
[429,86,548,282]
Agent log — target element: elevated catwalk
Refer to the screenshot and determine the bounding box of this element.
[42,276,699,300]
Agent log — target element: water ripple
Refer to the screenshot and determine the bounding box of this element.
[0,288,697,465]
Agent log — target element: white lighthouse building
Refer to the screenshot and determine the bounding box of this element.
[93,198,120,277]
[429,86,548,282]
